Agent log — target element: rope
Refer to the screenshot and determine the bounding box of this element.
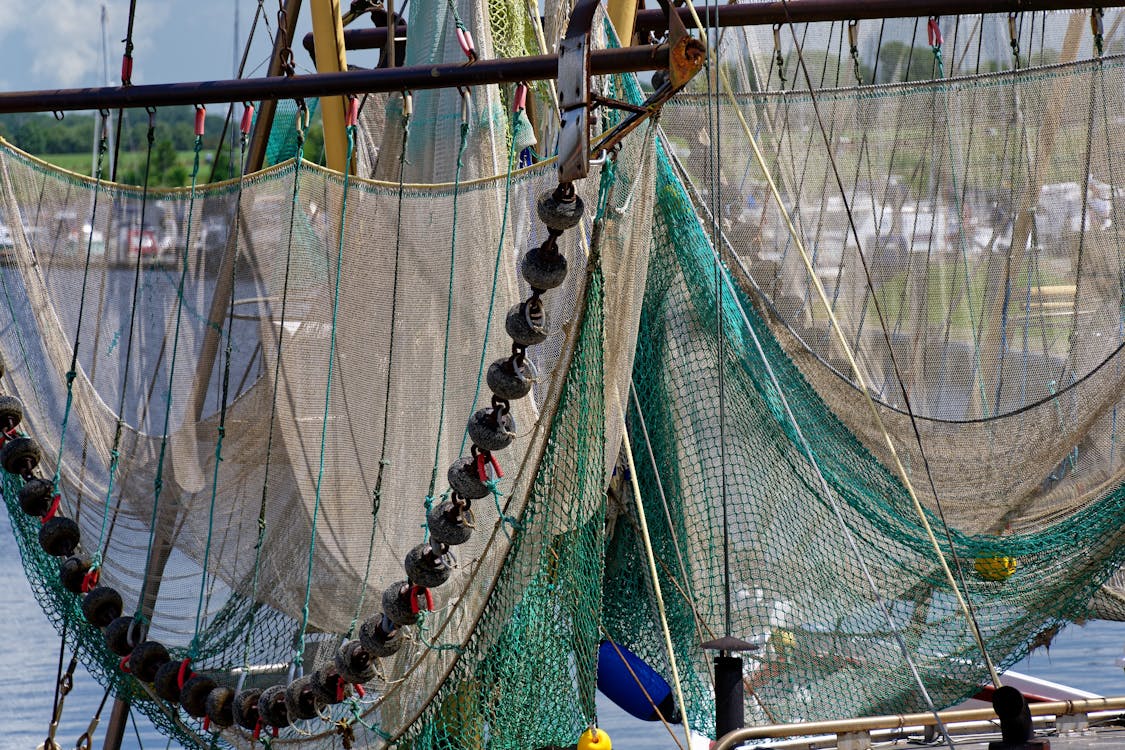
[295,122,356,668]
[458,101,520,456]
[94,108,157,570]
[137,112,207,617]
[760,0,1002,688]
[243,115,306,668]
[349,98,412,640]
[423,112,470,520]
[53,111,109,491]
[191,122,250,660]
[620,418,693,750]
[108,0,139,184]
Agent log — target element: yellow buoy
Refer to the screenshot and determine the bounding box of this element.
[578,727,612,750]
[974,555,1017,581]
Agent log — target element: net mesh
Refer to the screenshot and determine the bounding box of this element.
[0,97,655,747]
[7,6,1125,749]
[605,12,1125,730]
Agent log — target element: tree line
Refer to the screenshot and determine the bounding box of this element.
[0,107,325,186]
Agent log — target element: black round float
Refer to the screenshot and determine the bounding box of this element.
[180,674,216,718]
[18,477,52,516]
[205,686,236,728]
[153,661,184,703]
[81,586,122,628]
[39,516,80,557]
[129,641,170,682]
[284,675,321,721]
[232,688,262,730]
[1,435,40,475]
[257,684,290,728]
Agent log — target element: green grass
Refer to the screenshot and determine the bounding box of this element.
[38,150,218,185]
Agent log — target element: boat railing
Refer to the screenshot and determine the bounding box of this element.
[713,696,1125,750]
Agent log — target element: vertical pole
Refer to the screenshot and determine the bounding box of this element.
[101,698,130,750]
[310,0,351,172]
[714,653,745,741]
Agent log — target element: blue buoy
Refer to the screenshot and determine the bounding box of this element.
[597,640,681,723]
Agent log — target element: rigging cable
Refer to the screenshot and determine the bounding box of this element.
[294,102,358,668]
[243,102,307,668]
[207,1,266,183]
[110,0,140,183]
[191,105,252,659]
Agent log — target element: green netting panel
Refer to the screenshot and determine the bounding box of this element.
[265,98,320,166]
[400,267,606,750]
[606,138,1125,731]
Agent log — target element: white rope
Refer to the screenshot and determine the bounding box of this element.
[666,140,956,748]
[677,24,1002,687]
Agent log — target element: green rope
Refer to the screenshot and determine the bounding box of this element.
[243,125,306,667]
[445,0,468,31]
[137,129,204,617]
[423,117,471,530]
[53,113,110,490]
[349,100,412,640]
[93,111,158,570]
[457,102,520,457]
[190,130,249,660]
[295,123,356,668]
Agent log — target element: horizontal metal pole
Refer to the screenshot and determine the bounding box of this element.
[327,0,1120,55]
[302,24,407,56]
[0,44,668,115]
[634,0,1123,34]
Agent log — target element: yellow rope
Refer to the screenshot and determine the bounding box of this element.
[674,0,1001,688]
[621,411,694,750]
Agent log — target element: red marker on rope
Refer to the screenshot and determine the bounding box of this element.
[80,568,99,594]
[120,56,133,85]
[927,17,943,47]
[177,658,194,690]
[194,105,206,137]
[456,26,477,60]
[408,585,434,614]
[476,452,502,483]
[346,97,360,128]
[240,104,254,136]
[41,493,62,524]
[513,83,528,113]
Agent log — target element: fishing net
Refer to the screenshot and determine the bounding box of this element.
[0,76,655,748]
[597,14,1125,732]
[10,4,1125,748]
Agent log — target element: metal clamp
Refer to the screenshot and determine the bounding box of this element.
[556,0,600,183]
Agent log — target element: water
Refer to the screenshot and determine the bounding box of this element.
[3,500,1123,749]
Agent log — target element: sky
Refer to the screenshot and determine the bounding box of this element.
[0,0,384,92]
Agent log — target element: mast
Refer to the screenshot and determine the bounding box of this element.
[309,0,351,172]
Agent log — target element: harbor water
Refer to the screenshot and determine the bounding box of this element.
[3,501,1123,749]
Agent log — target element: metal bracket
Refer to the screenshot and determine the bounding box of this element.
[556,0,704,183]
[557,0,600,183]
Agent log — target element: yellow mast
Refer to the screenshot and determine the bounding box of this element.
[607,0,641,45]
[310,0,351,172]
